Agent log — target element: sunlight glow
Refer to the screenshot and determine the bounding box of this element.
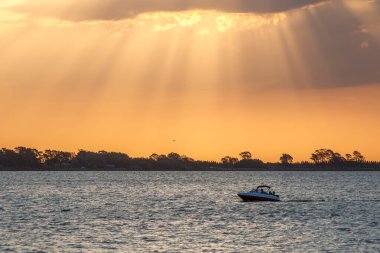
[0,1,379,161]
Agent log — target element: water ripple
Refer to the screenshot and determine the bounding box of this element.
[0,171,378,252]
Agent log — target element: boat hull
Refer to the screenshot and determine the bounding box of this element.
[238,192,280,202]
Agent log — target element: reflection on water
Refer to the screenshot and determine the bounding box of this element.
[0,171,379,252]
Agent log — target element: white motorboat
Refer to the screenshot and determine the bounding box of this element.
[238,185,280,201]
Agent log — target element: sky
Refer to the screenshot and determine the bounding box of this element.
[0,0,380,162]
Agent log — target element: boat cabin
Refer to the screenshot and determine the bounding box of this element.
[251,185,277,196]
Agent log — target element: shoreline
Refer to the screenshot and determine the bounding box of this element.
[1,168,379,172]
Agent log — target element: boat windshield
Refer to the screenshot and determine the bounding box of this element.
[256,186,271,191]
[249,185,274,194]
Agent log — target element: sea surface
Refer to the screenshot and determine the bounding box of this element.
[0,171,379,252]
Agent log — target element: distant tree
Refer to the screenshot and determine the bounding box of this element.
[221,156,232,165]
[221,156,239,167]
[100,151,130,168]
[235,158,266,169]
[14,147,42,168]
[1,145,378,171]
[311,149,331,164]
[345,153,353,161]
[72,150,131,169]
[280,154,293,165]
[149,153,159,161]
[239,151,252,160]
[168,152,181,160]
[72,150,104,169]
[352,151,365,162]
[230,157,239,165]
[181,155,194,162]
[157,155,168,160]
[43,150,74,167]
[331,152,345,163]
[311,149,345,164]
[0,148,19,167]
[311,149,325,164]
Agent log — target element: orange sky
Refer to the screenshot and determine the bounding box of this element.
[0,0,379,162]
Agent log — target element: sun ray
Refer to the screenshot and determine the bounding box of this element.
[0,1,379,160]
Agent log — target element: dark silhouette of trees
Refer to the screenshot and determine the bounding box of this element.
[221,156,239,167]
[239,151,252,160]
[331,152,345,163]
[167,152,182,160]
[234,151,265,168]
[150,153,196,170]
[71,150,131,169]
[310,149,366,166]
[311,149,329,163]
[0,146,377,171]
[352,151,365,162]
[149,153,159,161]
[221,153,265,169]
[235,158,266,169]
[345,153,352,161]
[280,154,293,165]
[181,155,194,163]
[71,150,103,169]
[0,147,43,168]
[14,147,42,168]
[0,148,19,167]
[311,149,340,164]
[43,150,74,168]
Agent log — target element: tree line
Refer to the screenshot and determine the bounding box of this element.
[0,147,379,170]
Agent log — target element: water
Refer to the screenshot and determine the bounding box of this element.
[0,172,379,252]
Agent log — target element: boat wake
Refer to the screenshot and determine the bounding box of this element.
[285,199,380,203]
[285,200,320,202]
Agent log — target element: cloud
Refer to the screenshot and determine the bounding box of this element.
[2,0,380,89]
[236,0,380,88]
[360,41,369,49]
[11,0,326,21]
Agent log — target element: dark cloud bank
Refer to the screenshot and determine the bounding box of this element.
[236,0,380,89]
[15,0,325,21]
[10,0,380,88]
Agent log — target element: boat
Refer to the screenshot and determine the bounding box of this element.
[237,185,280,201]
